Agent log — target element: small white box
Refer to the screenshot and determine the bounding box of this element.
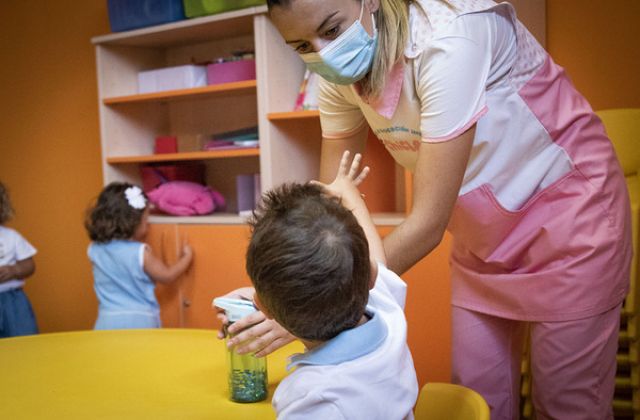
[137,65,207,94]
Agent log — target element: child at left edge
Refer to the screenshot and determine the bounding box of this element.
[0,181,38,338]
[85,182,193,329]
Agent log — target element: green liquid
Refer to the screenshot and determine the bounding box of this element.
[229,368,268,403]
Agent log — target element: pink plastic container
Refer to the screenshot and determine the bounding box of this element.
[206,59,256,85]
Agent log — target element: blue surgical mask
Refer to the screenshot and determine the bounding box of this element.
[300,1,378,85]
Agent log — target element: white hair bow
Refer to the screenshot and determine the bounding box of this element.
[125,186,146,210]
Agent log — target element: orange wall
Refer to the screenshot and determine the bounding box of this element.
[0,1,108,332]
[0,1,638,386]
[546,0,640,110]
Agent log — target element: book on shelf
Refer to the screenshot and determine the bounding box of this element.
[201,126,259,151]
[294,69,320,111]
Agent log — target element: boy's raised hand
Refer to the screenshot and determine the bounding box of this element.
[312,151,369,207]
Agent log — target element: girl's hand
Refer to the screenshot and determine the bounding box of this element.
[213,287,295,357]
[312,151,369,208]
[180,243,193,260]
[0,264,16,282]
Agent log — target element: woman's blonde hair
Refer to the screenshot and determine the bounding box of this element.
[362,0,411,99]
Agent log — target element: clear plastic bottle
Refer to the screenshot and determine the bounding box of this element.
[226,324,268,403]
[214,297,268,403]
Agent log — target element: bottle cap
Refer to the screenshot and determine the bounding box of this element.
[213,297,257,322]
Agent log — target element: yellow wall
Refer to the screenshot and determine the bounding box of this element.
[0,1,108,332]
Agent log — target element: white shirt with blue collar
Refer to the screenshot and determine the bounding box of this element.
[272,263,419,420]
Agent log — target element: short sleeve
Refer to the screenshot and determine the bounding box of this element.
[374,262,408,309]
[416,13,493,142]
[14,231,36,261]
[318,78,367,139]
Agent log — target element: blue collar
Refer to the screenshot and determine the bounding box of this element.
[287,309,388,370]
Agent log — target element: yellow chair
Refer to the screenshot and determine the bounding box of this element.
[596,108,640,419]
[414,383,490,420]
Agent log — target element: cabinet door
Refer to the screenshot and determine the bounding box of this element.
[177,224,252,330]
[146,223,182,328]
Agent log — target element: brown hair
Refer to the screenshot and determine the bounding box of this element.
[85,182,147,243]
[246,183,371,342]
[0,181,15,225]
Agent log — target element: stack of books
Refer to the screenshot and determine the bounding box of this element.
[202,126,259,151]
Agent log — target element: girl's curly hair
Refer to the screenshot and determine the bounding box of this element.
[0,181,15,224]
[85,182,147,243]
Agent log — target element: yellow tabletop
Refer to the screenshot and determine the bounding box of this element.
[0,329,303,419]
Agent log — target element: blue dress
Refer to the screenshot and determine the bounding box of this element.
[88,240,160,329]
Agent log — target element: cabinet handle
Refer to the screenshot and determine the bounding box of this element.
[182,299,192,308]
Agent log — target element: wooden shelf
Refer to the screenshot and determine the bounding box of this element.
[103,80,257,105]
[149,213,248,225]
[91,6,267,47]
[267,110,320,121]
[107,148,260,164]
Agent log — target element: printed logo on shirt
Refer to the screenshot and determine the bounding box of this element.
[379,139,422,152]
[374,126,422,152]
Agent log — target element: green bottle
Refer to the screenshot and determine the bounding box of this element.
[214,297,268,403]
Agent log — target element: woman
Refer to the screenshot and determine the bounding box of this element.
[220,1,631,418]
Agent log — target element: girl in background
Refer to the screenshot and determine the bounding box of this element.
[85,182,193,329]
[0,181,38,338]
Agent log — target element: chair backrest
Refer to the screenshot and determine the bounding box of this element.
[596,108,640,176]
[414,383,490,420]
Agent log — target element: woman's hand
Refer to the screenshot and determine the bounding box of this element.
[214,287,296,357]
[226,313,296,357]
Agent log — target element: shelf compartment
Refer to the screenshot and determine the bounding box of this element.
[103,80,257,105]
[92,6,267,48]
[149,213,248,225]
[267,110,320,121]
[107,148,260,164]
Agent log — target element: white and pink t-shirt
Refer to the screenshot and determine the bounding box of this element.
[318,0,631,321]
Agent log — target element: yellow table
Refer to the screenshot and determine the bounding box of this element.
[0,329,303,419]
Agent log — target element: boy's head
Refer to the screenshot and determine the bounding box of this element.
[246,183,372,342]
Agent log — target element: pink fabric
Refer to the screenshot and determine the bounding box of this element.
[356,60,405,119]
[147,181,226,216]
[448,56,631,321]
[452,305,619,420]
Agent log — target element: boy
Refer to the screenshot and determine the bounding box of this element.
[233,152,418,419]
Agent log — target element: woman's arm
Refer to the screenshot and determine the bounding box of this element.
[144,243,193,284]
[319,124,369,183]
[384,127,475,274]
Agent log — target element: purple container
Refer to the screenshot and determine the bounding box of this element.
[206,60,256,85]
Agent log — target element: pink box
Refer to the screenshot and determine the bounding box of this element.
[206,59,256,85]
[154,136,178,154]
